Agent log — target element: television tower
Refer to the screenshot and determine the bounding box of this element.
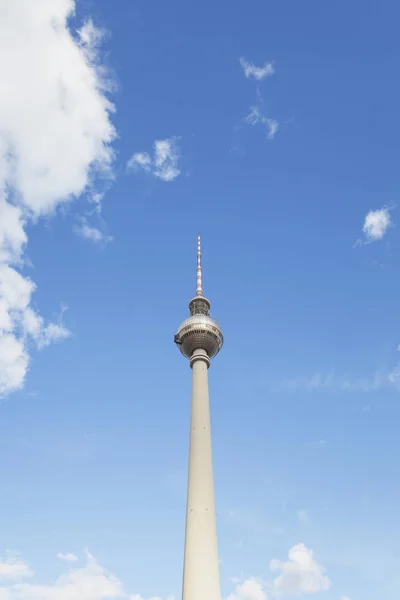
[174,234,223,600]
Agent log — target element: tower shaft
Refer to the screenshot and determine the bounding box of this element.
[182,348,220,600]
[176,235,223,600]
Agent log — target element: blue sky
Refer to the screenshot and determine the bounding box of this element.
[0,0,400,599]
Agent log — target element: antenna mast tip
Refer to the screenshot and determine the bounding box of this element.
[196,234,203,296]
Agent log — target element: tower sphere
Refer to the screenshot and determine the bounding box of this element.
[175,296,223,360]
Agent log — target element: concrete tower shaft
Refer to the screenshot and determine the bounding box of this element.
[175,235,222,600]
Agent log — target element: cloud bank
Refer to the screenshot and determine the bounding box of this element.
[0,550,170,600]
[0,544,331,600]
[0,0,116,397]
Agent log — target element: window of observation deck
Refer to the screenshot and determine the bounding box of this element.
[189,298,210,316]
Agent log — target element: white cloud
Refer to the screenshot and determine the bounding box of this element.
[245,106,279,140]
[363,207,391,241]
[0,554,32,582]
[227,578,267,600]
[127,138,181,182]
[0,335,28,398]
[131,597,171,600]
[270,543,331,595]
[56,553,79,562]
[227,544,331,600]
[340,597,351,600]
[0,0,116,396]
[356,206,393,245]
[239,57,275,81]
[0,550,171,600]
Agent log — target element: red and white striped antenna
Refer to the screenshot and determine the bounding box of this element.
[196,233,203,296]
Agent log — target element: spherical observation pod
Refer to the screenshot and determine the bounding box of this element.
[175,314,224,360]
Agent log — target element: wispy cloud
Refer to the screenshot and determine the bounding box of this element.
[56,552,79,562]
[127,137,181,182]
[238,58,279,141]
[35,321,71,351]
[355,206,394,246]
[0,0,116,397]
[245,106,279,139]
[129,152,151,171]
[388,345,400,388]
[74,219,113,245]
[239,57,275,81]
[274,371,393,393]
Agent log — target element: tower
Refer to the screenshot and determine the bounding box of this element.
[174,234,223,600]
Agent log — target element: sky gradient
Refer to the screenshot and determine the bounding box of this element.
[1,1,400,599]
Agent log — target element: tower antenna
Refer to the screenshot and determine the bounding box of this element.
[196,233,203,296]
